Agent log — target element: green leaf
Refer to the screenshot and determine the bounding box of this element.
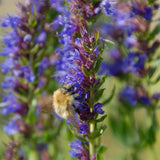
[27,107,37,124]
[95,75,107,89]
[95,30,100,42]
[148,0,157,5]
[147,23,160,41]
[98,42,104,56]
[75,135,88,143]
[149,74,160,85]
[83,42,91,53]
[96,115,107,123]
[95,125,107,138]
[96,154,103,160]
[82,65,91,77]
[29,16,37,28]
[94,56,103,73]
[19,56,29,65]
[106,41,114,49]
[30,44,39,55]
[93,0,100,4]
[102,85,116,105]
[97,146,107,154]
[95,88,105,102]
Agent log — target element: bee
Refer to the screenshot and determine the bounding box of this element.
[38,87,79,128]
[53,88,75,119]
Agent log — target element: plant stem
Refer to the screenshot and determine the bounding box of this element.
[89,120,95,158]
[89,87,96,158]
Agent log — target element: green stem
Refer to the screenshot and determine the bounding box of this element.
[89,87,96,158]
[89,120,95,158]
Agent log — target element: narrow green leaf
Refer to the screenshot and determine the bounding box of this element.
[82,65,91,77]
[95,75,107,89]
[95,88,105,102]
[94,125,107,138]
[19,56,29,65]
[93,0,100,4]
[96,115,107,123]
[30,44,39,55]
[96,154,103,160]
[102,85,116,105]
[97,146,107,154]
[149,74,160,85]
[29,16,37,28]
[75,135,88,143]
[94,56,103,73]
[148,0,157,5]
[147,23,160,41]
[83,42,91,53]
[95,30,100,42]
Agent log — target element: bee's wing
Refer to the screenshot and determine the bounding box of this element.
[38,95,54,114]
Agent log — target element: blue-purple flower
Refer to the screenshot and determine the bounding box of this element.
[94,103,105,114]
[4,119,19,135]
[121,86,138,106]
[69,139,89,160]
[21,66,35,83]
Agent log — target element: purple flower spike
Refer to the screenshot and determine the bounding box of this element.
[21,66,35,83]
[94,103,104,114]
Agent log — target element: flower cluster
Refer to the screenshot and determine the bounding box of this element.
[100,0,158,77]
[1,0,65,159]
[54,0,108,159]
[99,1,160,159]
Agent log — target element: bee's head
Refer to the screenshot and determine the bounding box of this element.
[62,83,81,95]
[62,83,88,103]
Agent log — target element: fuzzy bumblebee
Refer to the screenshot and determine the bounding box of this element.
[53,88,75,119]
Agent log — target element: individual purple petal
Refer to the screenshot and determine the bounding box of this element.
[121,85,137,106]
[4,119,19,135]
[23,34,32,42]
[1,76,17,89]
[100,0,117,16]
[140,96,151,106]
[78,124,89,134]
[78,104,88,113]
[1,92,22,115]
[1,57,15,73]
[36,32,47,43]
[69,139,89,159]
[38,57,49,75]
[143,7,153,21]
[94,103,104,114]
[21,66,35,83]
[152,93,160,99]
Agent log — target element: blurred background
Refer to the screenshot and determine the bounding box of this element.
[0,0,160,160]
